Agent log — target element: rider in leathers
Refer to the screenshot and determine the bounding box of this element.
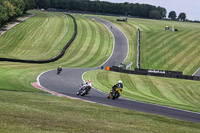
[112,80,123,92]
[78,79,92,94]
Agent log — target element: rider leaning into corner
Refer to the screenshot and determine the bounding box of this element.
[57,66,62,74]
[112,80,123,92]
[79,79,93,93]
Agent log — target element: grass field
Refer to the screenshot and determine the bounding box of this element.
[97,16,200,75]
[84,70,200,113]
[57,15,113,68]
[1,91,200,133]
[1,11,200,131]
[0,10,74,60]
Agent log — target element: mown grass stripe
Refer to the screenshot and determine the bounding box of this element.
[66,18,94,66]
[167,82,192,105]
[0,11,72,60]
[173,40,200,72]
[145,31,183,57]
[146,30,190,63]
[184,84,200,104]
[141,76,172,102]
[97,71,113,90]
[84,70,200,112]
[120,74,163,102]
[145,30,196,70]
[81,19,104,67]
[63,16,87,65]
[165,31,200,65]
[74,18,100,67]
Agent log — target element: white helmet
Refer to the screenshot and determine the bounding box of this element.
[118,80,122,83]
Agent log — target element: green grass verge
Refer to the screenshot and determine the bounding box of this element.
[1,11,200,131]
[1,90,200,133]
[57,14,113,68]
[84,70,200,113]
[0,10,74,60]
[96,15,200,75]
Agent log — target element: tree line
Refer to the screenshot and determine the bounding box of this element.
[0,0,36,27]
[1,0,168,27]
[168,11,186,21]
[36,0,167,19]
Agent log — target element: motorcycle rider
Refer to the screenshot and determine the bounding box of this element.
[108,80,123,99]
[87,79,92,88]
[77,79,92,95]
[57,66,62,74]
[118,80,123,89]
[112,80,123,92]
[86,79,92,93]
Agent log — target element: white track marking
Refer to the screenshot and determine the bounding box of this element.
[192,67,200,76]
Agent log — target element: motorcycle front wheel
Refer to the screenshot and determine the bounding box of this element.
[80,90,86,96]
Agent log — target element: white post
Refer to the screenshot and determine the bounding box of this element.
[172,24,174,31]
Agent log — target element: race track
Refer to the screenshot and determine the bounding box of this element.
[38,17,200,123]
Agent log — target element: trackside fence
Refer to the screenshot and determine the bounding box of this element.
[109,66,200,81]
[136,29,141,69]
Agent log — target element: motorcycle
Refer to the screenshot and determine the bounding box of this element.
[57,68,62,75]
[77,85,91,96]
[107,88,122,100]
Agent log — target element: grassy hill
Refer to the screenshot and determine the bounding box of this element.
[84,70,200,113]
[1,90,200,133]
[0,11,113,92]
[0,11,200,131]
[97,16,200,75]
[0,10,74,60]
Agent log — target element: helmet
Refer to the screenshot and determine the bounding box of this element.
[59,66,62,68]
[118,80,122,83]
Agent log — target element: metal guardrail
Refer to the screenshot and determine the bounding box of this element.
[136,29,141,69]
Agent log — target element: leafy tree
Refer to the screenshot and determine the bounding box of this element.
[0,0,168,27]
[0,4,8,26]
[36,0,50,9]
[158,6,166,18]
[9,0,25,16]
[149,10,161,19]
[178,12,186,21]
[24,0,36,12]
[168,11,177,20]
[3,1,15,19]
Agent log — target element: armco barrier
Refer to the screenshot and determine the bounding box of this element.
[136,29,140,69]
[110,66,200,81]
[0,14,77,64]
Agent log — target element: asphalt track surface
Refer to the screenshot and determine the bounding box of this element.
[38,17,200,124]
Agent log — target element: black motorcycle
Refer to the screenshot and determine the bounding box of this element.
[77,86,91,96]
[57,67,62,75]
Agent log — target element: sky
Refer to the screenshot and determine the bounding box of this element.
[101,0,200,20]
